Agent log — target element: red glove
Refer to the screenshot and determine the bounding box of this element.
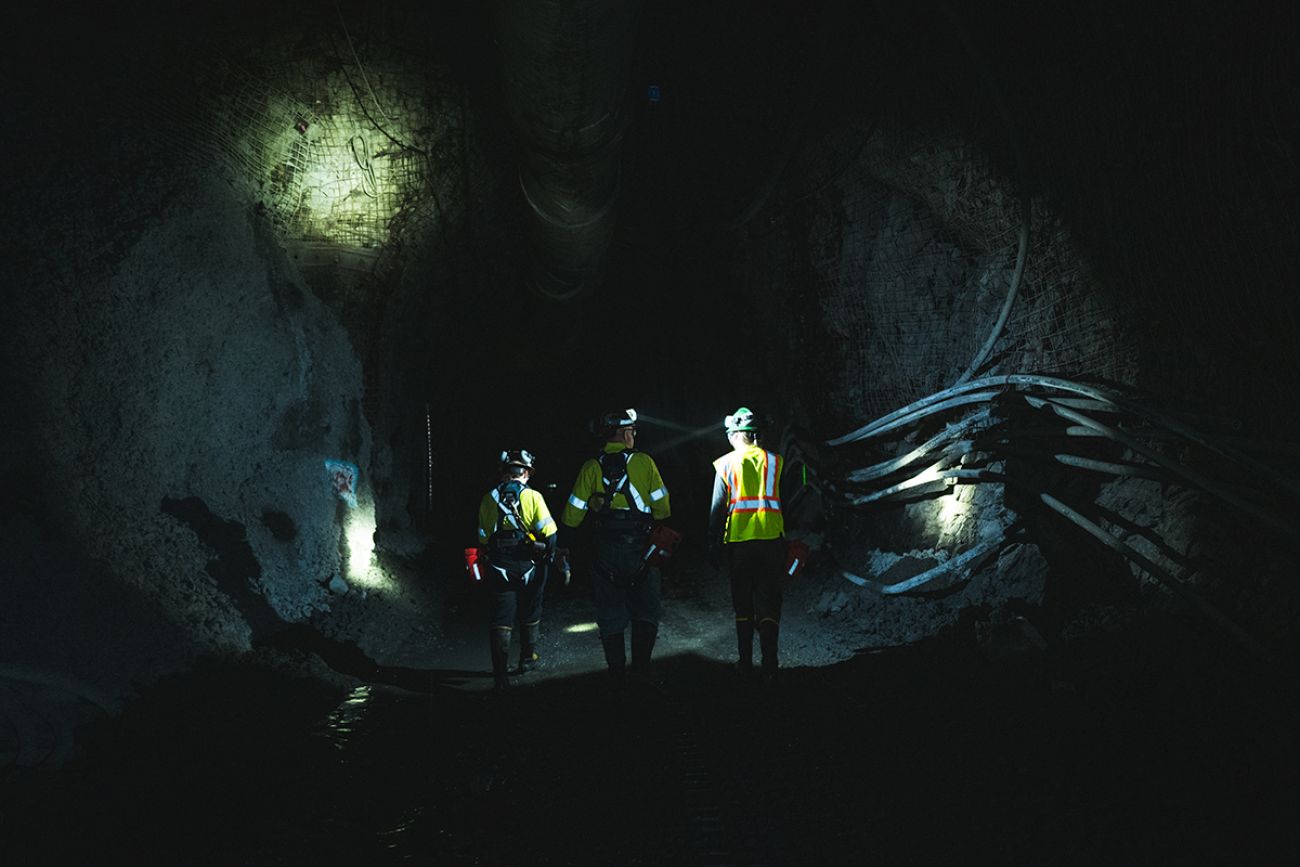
[464,547,485,582]
[644,524,682,568]
[783,539,810,585]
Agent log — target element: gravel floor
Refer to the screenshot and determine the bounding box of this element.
[3,558,1297,865]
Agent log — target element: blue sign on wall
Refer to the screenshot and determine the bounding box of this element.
[324,459,359,508]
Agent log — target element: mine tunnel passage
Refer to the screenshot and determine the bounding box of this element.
[4,0,1300,863]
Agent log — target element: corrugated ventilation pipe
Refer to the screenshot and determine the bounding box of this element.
[495,0,642,301]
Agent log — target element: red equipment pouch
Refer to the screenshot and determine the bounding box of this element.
[643,524,682,568]
[464,547,485,582]
[784,539,810,583]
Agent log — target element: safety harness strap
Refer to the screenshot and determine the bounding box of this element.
[599,451,650,514]
[489,483,534,565]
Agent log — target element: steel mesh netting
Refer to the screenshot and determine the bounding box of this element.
[1031,45,1300,438]
[756,125,1114,429]
[172,34,458,256]
[987,215,1139,385]
[748,6,1299,439]
[751,109,1292,436]
[811,190,1013,423]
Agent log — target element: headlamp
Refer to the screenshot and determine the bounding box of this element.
[500,449,535,468]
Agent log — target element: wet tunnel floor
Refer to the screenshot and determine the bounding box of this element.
[4,610,1299,867]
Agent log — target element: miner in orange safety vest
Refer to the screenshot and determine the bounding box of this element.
[708,406,785,680]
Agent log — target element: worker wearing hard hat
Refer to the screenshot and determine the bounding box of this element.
[475,449,558,689]
[709,407,786,681]
[559,408,674,688]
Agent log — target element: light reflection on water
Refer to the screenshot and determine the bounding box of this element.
[319,684,371,749]
[377,804,428,852]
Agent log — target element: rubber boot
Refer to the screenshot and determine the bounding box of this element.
[758,620,780,683]
[601,632,627,689]
[519,621,541,674]
[735,618,755,674]
[630,621,658,670]
[490,627,512,690]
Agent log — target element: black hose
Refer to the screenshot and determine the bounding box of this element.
[842,532,1009,595]
[844,467,1275,663]
[845,408,991,482]
[1037,491,1274,663]
[826,374,1300,505]
[1029,396,1300,541]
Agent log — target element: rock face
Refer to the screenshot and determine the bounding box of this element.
[5,158,370,698]
[0,4,477,702]
[807,510,1049,650]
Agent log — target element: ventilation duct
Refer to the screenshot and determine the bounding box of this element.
[495,0,642,301]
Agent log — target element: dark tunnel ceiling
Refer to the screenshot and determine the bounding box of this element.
[10,0,1295,297]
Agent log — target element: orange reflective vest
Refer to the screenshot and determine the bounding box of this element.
[712,445,784,542]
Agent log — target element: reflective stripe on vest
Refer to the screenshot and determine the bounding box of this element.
[726,449,781,511]
[716,447,784,542]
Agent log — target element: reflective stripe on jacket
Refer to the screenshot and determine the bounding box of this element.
[477,487,558,545]
[561,443,671,528]
[712,445,784,542]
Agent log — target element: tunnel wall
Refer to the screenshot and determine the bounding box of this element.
[2,33,377,697]
[714,3,1300,656]
[1,0,537,695]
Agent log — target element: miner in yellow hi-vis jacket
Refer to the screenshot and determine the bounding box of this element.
[709,407,785,681]
[559,408,671,688]
[477,449,557,689]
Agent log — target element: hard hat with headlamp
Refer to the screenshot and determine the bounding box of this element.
[723,407,758,434]
[499,449,535,469]
[599,408,638,434]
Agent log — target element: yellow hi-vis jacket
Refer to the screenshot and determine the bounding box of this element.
[713,445,784,542]
[561,443,671,528]
[478,485,558,546]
